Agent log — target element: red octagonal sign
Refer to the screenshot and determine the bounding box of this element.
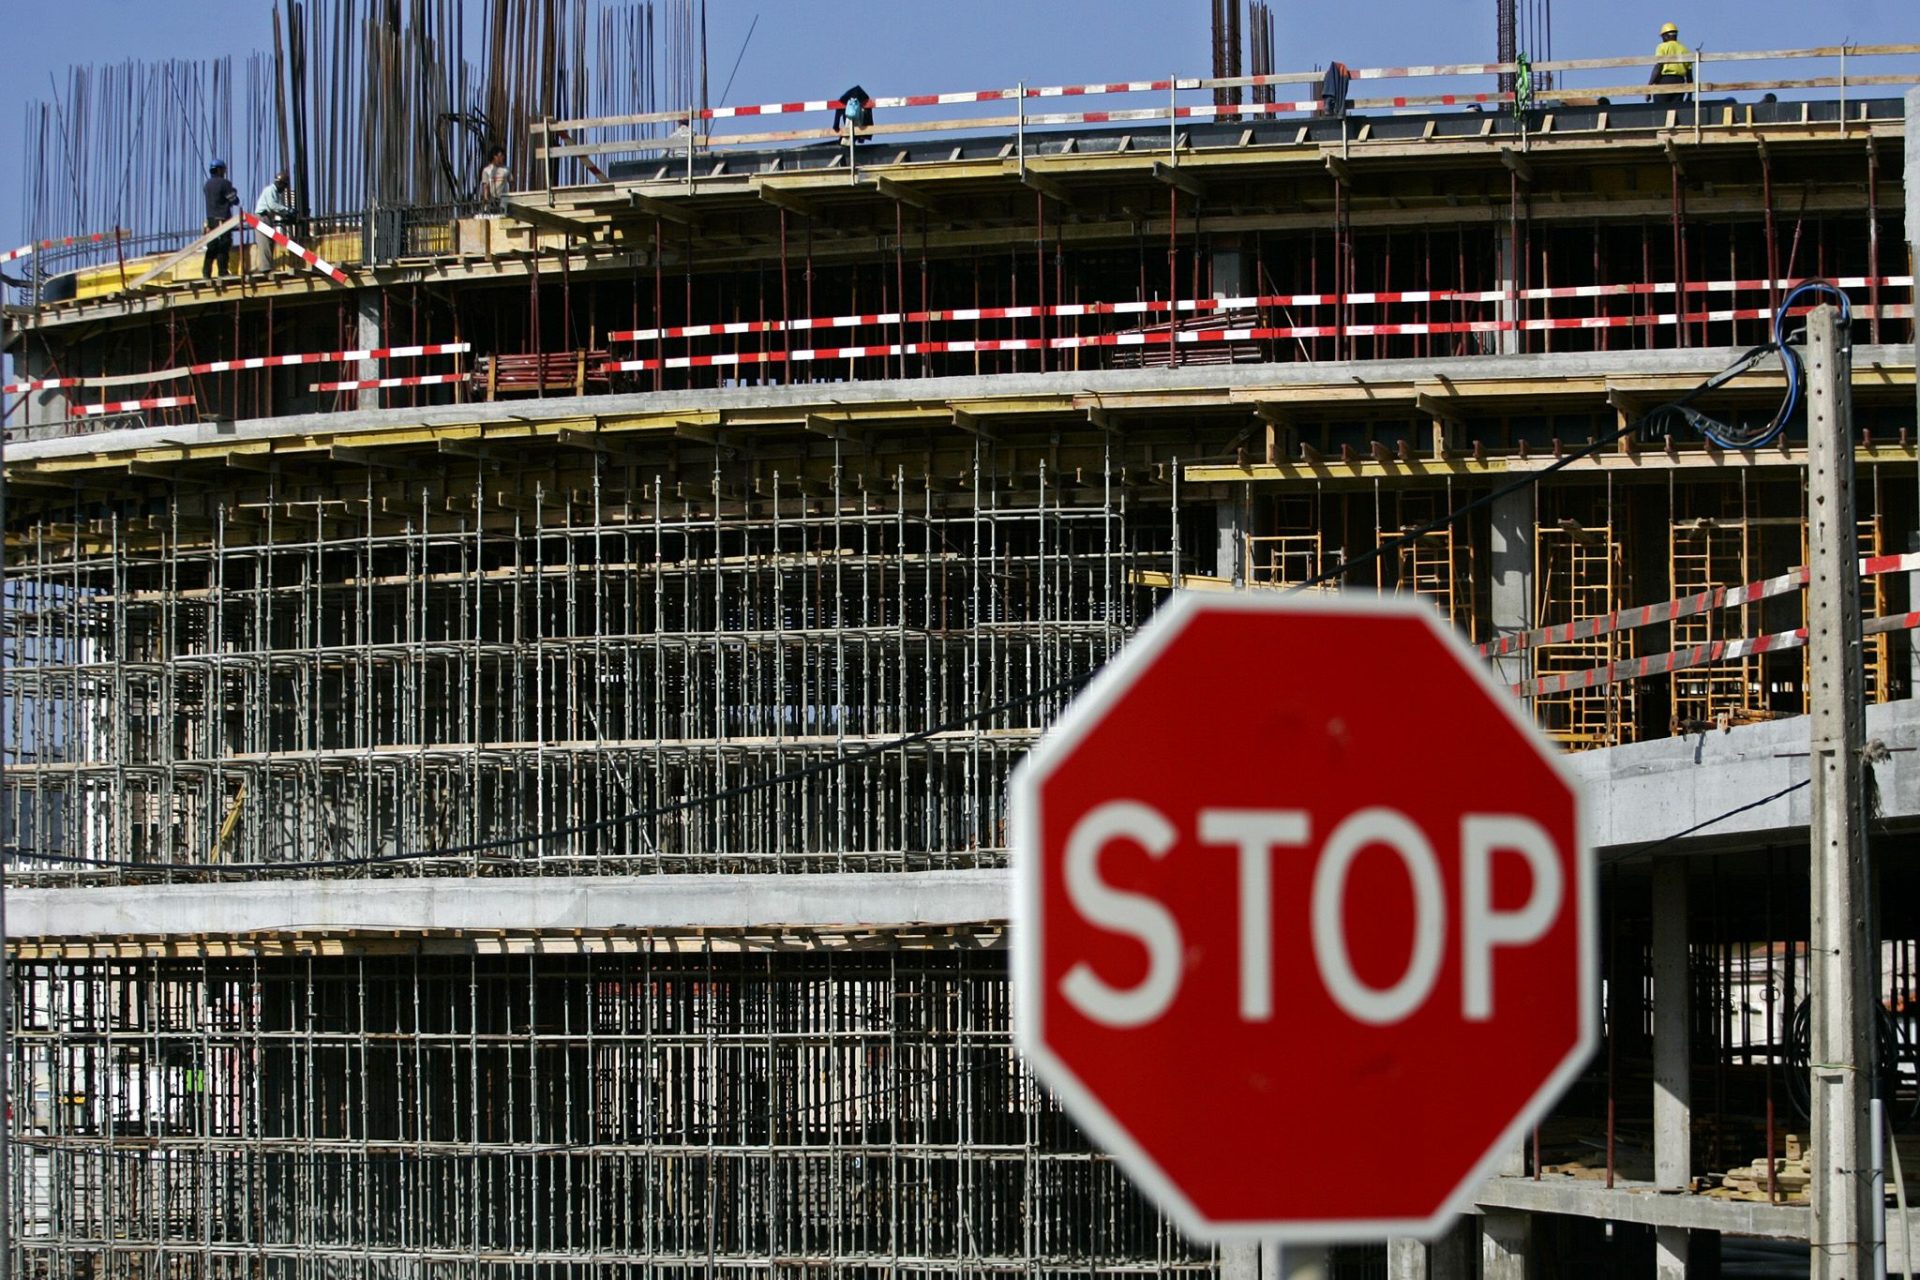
[1012,593,1594,1243]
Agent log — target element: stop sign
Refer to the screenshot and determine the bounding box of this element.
[1012,592,1593,1242]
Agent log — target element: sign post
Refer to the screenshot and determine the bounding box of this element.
[1012,592,1594,1243]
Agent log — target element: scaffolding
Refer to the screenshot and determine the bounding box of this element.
[11,945,1211,1280]
[1532,519,1636,748]
[1,448,1153,885]
[1668,510,1758,732]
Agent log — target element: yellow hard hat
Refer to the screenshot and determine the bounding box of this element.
[1660,21,1678,35]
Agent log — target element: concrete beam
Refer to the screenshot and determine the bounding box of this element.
[7,869,1007,940]
[1568,697,1920,856]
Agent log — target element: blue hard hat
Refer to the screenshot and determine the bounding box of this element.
[209,158,227,171]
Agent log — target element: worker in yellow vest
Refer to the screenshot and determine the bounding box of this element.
[1647,22,1693,100]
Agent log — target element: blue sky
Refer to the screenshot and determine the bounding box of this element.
[4,0,1916,264]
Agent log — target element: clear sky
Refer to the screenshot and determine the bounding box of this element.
[4,0,1916,260]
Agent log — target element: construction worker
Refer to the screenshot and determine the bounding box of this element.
[202,159,239,278]
[832,86,873,141]
[1648,22,1693,100]
[252,169,294,273]
[477,146,509,215]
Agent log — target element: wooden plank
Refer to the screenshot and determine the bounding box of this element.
[127,215,239,292]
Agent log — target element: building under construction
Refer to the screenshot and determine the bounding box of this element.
[5,3,1920,1275]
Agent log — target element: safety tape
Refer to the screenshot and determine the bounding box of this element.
[1480,552,1920,659]
[1517,611,1920,699]
[0,229,127,265]
[240,212,349,284]
[1,346,472,393]
[73,396,195,417]
[308,372,469,393]
[190,343,470,375]
[611,278,1913,342]
[603,307,1908,370]
[686,79,1503,124]
[0,377,85,395]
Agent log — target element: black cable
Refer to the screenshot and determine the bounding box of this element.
[1618,778,1811,861]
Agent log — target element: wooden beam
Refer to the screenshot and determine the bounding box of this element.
[952,409,1001,443]
[1499,147,1535,183]
[804,413,860,443]
[128,215,239,291]
[871,176,939,213]
[438,437,519,462]
[328,444,408,469]
[1020,169,1075,206]
[756,183,819,217]
[1152,161,1207,199]
[503,200,598,238]
[624,191,701,227]
[1323,153,1354,185]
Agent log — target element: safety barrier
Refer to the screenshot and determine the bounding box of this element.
[240,212,350,283]
[601,277,1910,374]
[71,396,195,417]
[1499,553,1920,698]
[538,43,1920,168]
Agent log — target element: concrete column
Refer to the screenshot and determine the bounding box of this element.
[1805,305,1877,1280]
[1489,484,1534,689]
[1494,224,1521,355]
[1217,492,1245,586]
[356,291,382,411]
[1653,857,1692,1280]
[17,341,68,431]
[1220,1243,1260,1280]
[1653,857,1692,1189]
[1387,1238,1427,1280]
[1480,1210,1530,1280]
[1387,1233,1476,1280]
[1211,235,1255,299]
[1264,1243,1327,1279]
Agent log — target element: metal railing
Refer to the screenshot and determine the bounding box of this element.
[536,42,1920,177]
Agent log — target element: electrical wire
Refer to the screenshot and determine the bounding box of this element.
[1682,278,1852,450]
[2,339,1804,879]
[1616,778,1812,862]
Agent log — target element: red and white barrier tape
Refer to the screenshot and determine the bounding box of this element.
[1480,552,1920,659]
[0,377,85,395]
[611,277,1913,343]
[308,372,469,393]
[1519,611,1920,699]
[602,306,1909,371]
[240,212,349,284]
[190,343,469,375]
[73,396,195,417]
[0,229,127,265]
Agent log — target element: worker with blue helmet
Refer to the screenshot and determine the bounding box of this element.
[202,158,239,279]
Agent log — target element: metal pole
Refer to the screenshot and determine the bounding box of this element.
[1,404,10,1280]
[1169,75,1178,163]
[1017,81,1026,177]
[1805,301,1877,1280]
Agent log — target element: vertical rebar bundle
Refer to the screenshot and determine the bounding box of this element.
[19,1,665,242]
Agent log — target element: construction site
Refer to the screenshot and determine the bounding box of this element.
[4,0,1920,1275]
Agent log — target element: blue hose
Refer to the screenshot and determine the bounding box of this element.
[1694,280,1852,450]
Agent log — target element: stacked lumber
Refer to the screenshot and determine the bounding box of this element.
[1710,1133,1809,1203]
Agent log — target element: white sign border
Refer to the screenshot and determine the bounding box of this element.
[1010,588,1597,1245]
